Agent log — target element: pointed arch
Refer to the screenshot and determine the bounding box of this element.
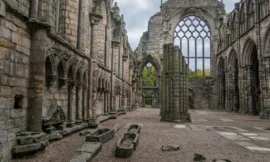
[139,55,161,76]
[242,38,257,65]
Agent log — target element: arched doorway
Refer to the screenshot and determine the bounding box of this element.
[218,58,226,110]
[250,47,261,115]
[138,55,161,108]
[141,62,158,107]
[174,16,211,77]
[228,50,240,112]
[243,40,261,115]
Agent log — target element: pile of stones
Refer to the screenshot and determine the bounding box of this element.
[12,132,49,157]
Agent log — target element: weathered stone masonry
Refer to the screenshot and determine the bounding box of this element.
[0,0,136,161]
[216,0,270,117]
[135,0,225,109]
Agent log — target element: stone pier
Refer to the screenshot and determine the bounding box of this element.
[160,44,190,123]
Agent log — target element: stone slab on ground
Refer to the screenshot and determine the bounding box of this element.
[173,124,188,129]
[63,123,88,136]
[189,125,210,131]
[208,126,247,132]
[247,146,270,153]
[70,142,102,162]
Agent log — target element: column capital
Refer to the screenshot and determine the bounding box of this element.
[89,12,103,25]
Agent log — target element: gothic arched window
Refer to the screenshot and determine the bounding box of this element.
[174,16,211,76]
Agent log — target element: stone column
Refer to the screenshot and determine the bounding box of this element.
[67,82,75,122]
[82,85,87,120]
[27,29,47,132]
[111,42,119,112]
[88,13,102,126]
[75,84,82,121]
[30,0,39,18]
[89,13,102,119]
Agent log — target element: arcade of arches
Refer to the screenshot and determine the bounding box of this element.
[0,0,270,161]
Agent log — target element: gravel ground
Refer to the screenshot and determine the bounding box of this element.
[12,108,270,162]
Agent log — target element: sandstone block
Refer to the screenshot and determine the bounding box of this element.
[0,1,6,17]
[6,0,19,10]
[11,32,22,45]
[0,26,11,40]
[21,37,31,49]
[1,75,8,85]
[0,86,12,97]
[18,136,34,145]
[12,143,42,155]
[0,130,8,143]
[11,109,26,119]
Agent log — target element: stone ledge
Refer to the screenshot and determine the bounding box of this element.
[70,142,102,162]
[12,143,43,156]
[62,123,88,136]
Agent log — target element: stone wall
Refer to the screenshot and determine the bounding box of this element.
[0,0,135,161]
[135,0,225,110]
[189,78,215,110]
[215,0,270,116]
[0,1,31,160]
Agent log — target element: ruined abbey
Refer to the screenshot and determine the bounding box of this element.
[0,0,270,161]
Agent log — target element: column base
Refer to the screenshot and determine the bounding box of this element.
[88,118,100,127]
[66,121,74,128]
[161,113,191,123]
[108,112,118,119]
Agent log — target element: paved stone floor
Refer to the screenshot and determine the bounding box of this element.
[13,108,270,162]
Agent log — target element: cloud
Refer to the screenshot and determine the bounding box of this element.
[115,0,242,50]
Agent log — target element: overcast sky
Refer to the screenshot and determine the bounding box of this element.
[116,0,241,50]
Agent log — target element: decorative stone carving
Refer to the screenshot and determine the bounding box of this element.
[42,105,66,132]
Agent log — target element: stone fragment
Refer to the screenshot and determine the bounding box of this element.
[112,124,121,133]
[161,145,180,152]
[212,159,231,162]
[193,153,206,162]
